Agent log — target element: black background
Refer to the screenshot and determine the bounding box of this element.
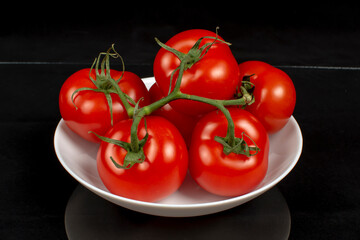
[1,3,360,239]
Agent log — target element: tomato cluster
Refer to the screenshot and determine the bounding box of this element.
[59,29,296,202]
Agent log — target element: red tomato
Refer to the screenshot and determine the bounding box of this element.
[153,29,239,116]
[97,116,188,202]
[59,68,150,143]
[238,61,296,134]
[148,82,201,147]
[189,108,269,197]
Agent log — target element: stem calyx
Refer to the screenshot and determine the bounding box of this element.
[235,74,256,108]
[215,132,260,156]
[90,100,149,169]
[91,130,148,169]
[71,44,134,125]
[154,27,230,94]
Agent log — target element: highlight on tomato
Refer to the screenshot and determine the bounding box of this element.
[95,116,189,202]
[153,29,240,116]
[237,61,296,134]
[59,51,151,143]
[189,108,269,197]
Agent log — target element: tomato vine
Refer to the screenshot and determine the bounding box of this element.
[91,31,259,169]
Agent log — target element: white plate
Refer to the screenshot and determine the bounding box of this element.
[54,77,303,217]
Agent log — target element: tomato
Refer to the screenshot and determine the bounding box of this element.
[59,68,150,143]
[97,116,188,202]
[153,29,239,116]
[189,108,269,197]
[148,82,201,146]
[238,61,296,134]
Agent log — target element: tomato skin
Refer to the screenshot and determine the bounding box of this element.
[59,68,150,143]
[238,61,296,134]
[153,29,240,116]
[97,116,188,202]
[189,108,269,197]
[148,82,201,147]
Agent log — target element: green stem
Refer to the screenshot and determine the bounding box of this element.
[140,87,249,120]
[103,46,135,118]
[173,60,186,93]
[132,89,240,148]
[94,31,259,169]
[126,55,249,150]
[176,93,236,146]
[129,110,144,152]
[127,87,250,156]
[107,77,135,118]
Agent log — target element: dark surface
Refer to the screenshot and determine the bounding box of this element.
[1,4,360,240]
[64,186,291,239]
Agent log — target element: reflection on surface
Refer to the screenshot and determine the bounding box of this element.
[65,185,291,240]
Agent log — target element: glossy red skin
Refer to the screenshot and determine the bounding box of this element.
[238,61,296,134]
[97,116,189,202]
[189,108,269,197]
[59,68,151,143]
[148,82,201,147]
[153,29,240,116]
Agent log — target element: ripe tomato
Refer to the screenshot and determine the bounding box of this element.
[238,61,296,134]
[59,68,150,143]
[189,108,269,197]
[97,116,188,202]
[148,82,201,147]
[153,29,239,116]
